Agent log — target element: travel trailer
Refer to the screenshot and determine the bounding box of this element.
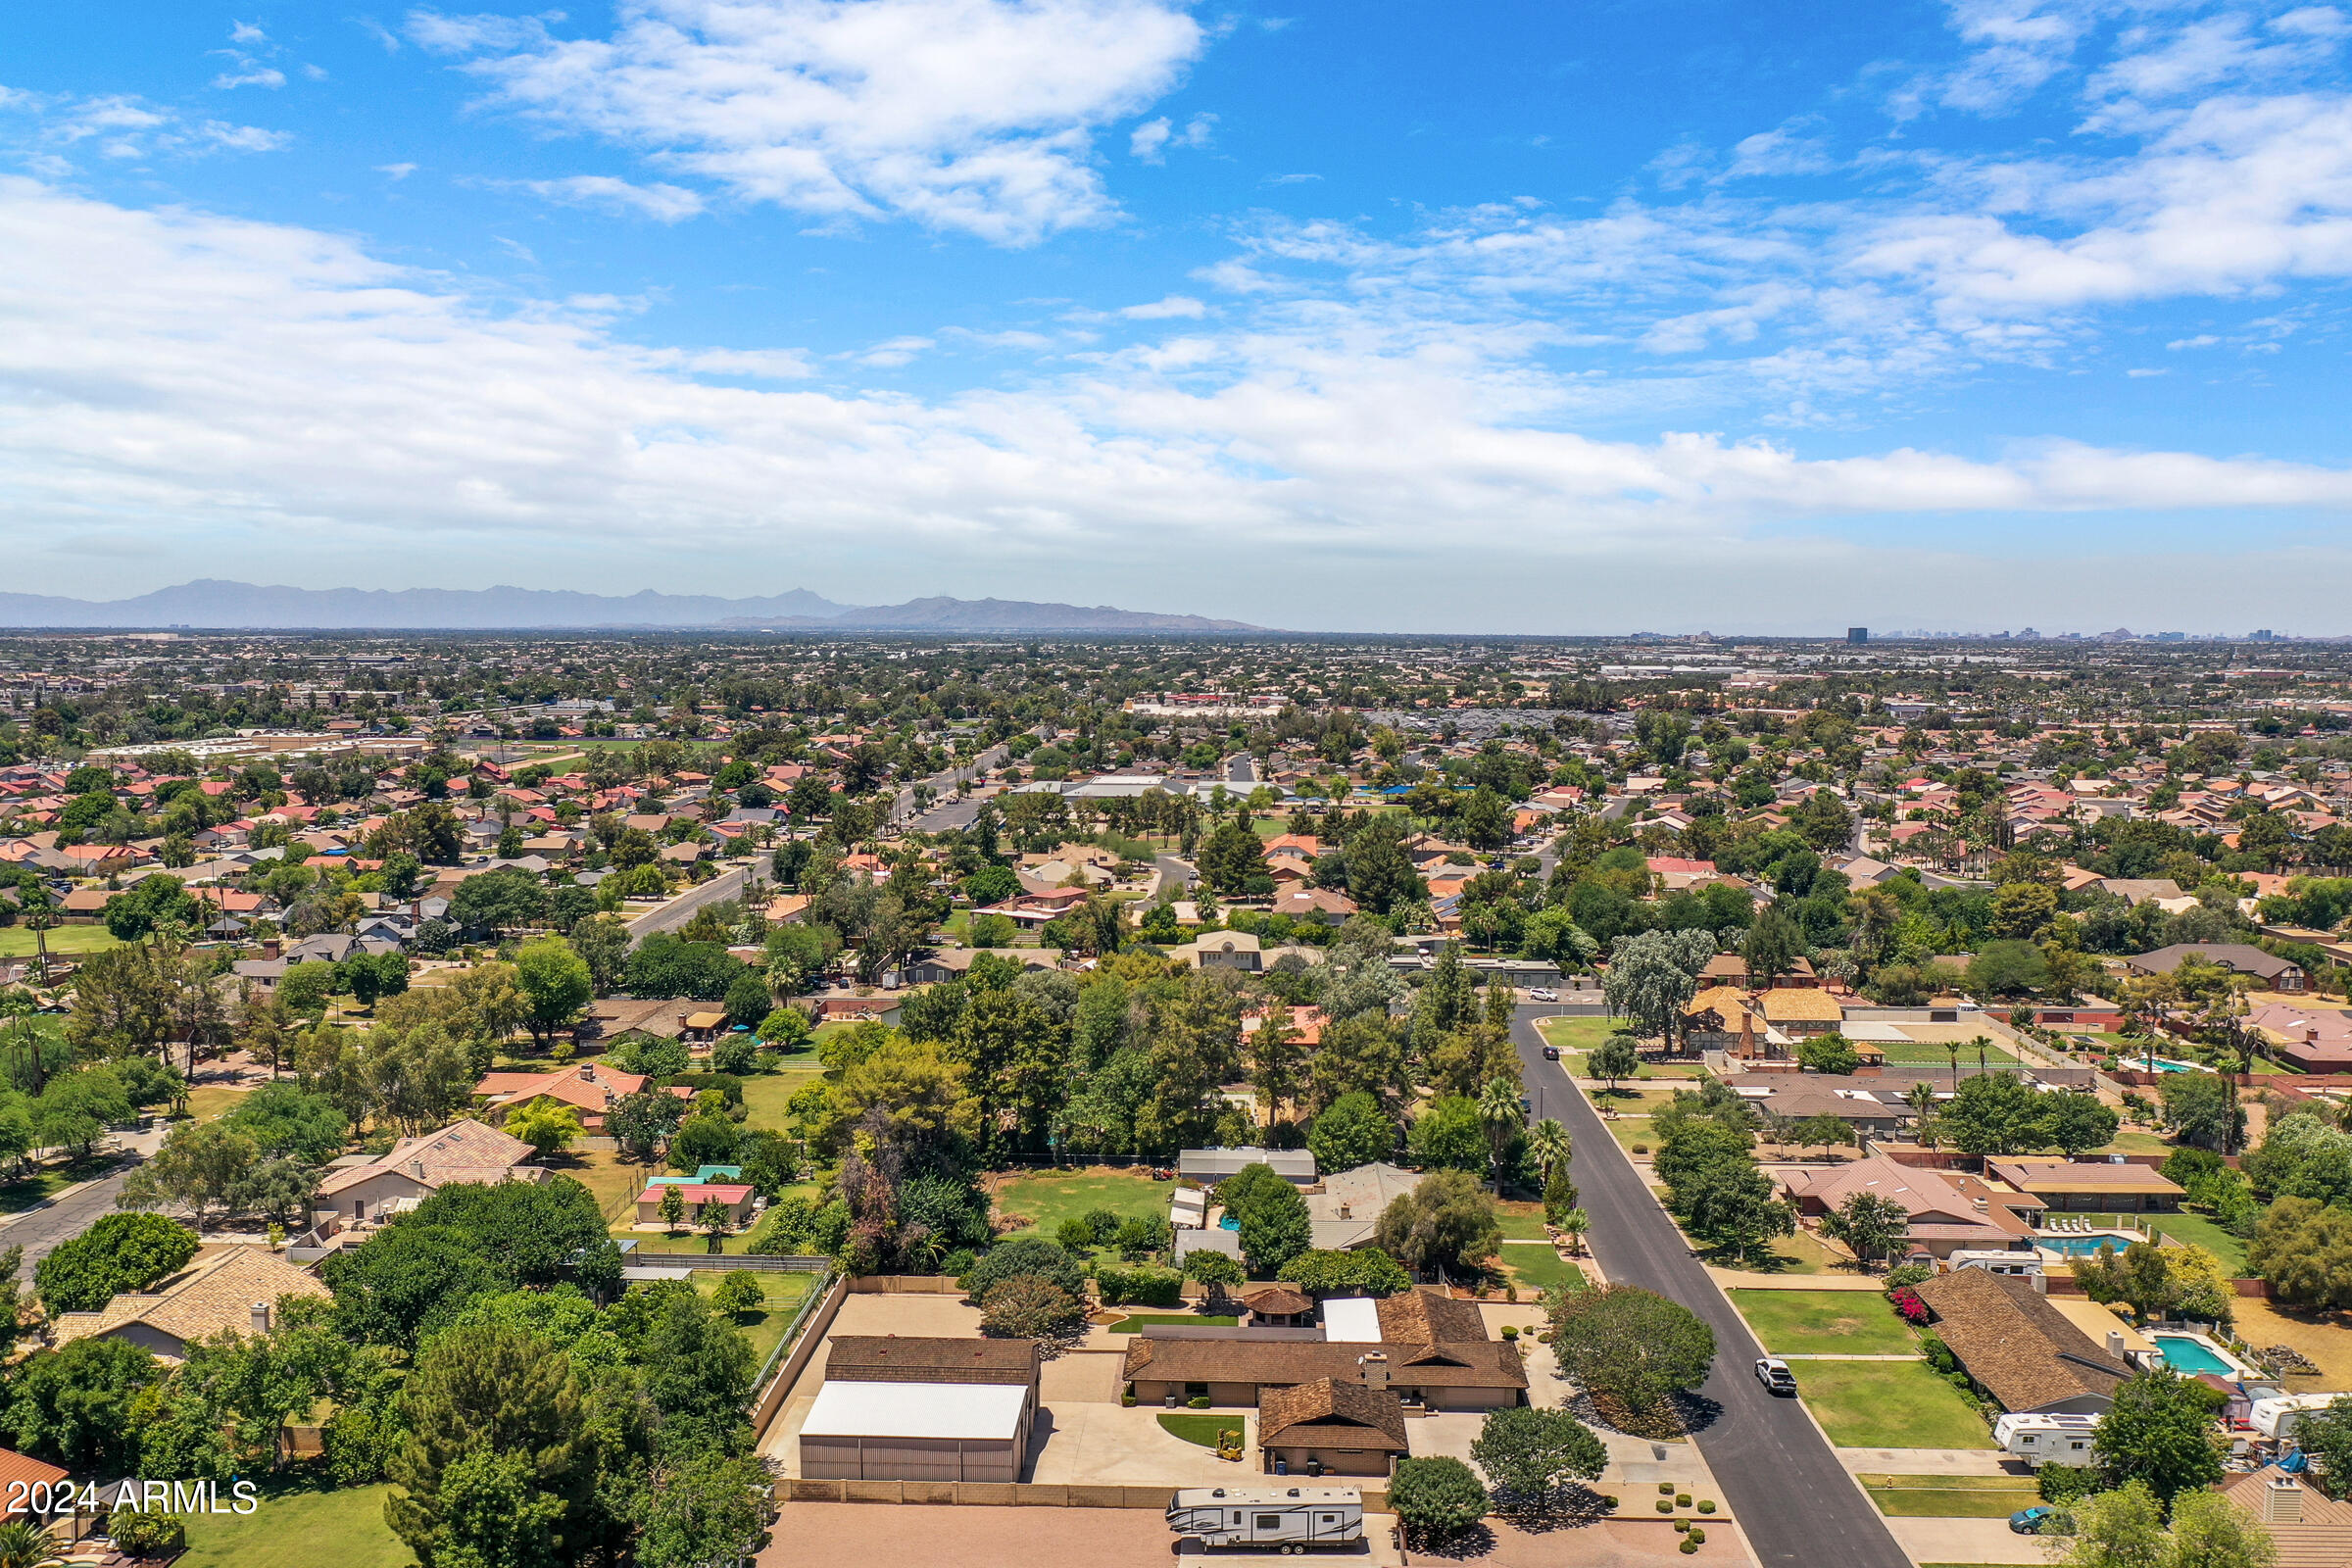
[1994,1412,2099,1466]
[1166,1487,1365,1550]
[2252,1393,2345,1441]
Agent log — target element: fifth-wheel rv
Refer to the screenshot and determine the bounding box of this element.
[1167,1488,1365,1551]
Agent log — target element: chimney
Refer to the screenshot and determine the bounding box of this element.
[1358,1352,1389,1393]
[2107,1331,2127,1359]
[578,1064,595,1082]
[250,1300,270,1336]
[2264,1476,2303,1526]
[409,1160,424,1180]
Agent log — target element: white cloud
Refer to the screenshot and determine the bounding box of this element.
[212,68,288,91]
[0,87,288,162]
[0,176,2346,600]
[1130,110,1213,163]
[1119,294,1205,318]
[377,162,418,179]
[1723,121,1834,180]
[521,173,707,220]
[410,0,1204,244]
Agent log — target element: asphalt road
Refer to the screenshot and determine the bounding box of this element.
[894,745,1008,830]
[0,1155,144,1280]
[626,850,773,947]
[1223,753,1258,786]
[1153,853,1196,894]
[1511,1004,1909,1568]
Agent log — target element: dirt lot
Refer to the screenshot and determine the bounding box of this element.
[2230,1297,2352,1391]
[757,1502,1399,1566]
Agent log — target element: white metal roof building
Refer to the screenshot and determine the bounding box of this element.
[799,1378,1035,1483]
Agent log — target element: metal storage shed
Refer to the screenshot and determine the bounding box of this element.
[798,1379,1033,1482]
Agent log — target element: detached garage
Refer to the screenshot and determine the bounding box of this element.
[798,1379,1033,1482]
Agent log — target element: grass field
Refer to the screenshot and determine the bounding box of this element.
[1795,1359,1994,1449]
[691,1268,815,1363]
[553,1148,650,1221]
[1158,1413,1243,1447]
[1537,1015,1622,1053]
[1860,1476,2040,1519]
[1874,1040,2021,1067]
[180,1083,251,1123]
[1495,1201,1549,1241]
[1731,1290,1917,1355]
[1605,1116,1657,1157]
[993,1167,1169,1238]
[738,1066,824,1132]
[0,924,122,958]
[178,1481,414,1568]
[1500,1247,1587,1297]
[2051,1210,2248,1275]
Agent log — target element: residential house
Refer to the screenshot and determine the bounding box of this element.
[1759,987,1847,1039]
[316,1119,545,1224]
[472,1060,684,1132]
[902,949,1064,985]
[1780,1154,2041,1257]
[1122,1288,1525,1411]
[2127,944,2305,992]
[1984,1158,2185,1214]
[2218,1467,2352,1568]
[1180,1148,1317,1186]
[633,1178,755,1228]
[2246,1002,2352,1072]
[50,1247,331,1363]
[1257,1375,1410,1477]
[1911,1267,2134,1415]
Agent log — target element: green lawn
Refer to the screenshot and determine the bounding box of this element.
[737,1066,824,1132]
[177,1481,415,1568]
[0,924,123,958]
[2053,1210,2249,1275]
[1698,1228,1848,1276]
[691,1269,816,1363]
[1111,1313,1239,1331]
[181,1083,251,1123]
[1606,1116,1657,1157]
[1158,1413,1243,1448]
[1873,1041,2021,1067]
[1731,1290,1918,1355]
[1537,1015,1623,1053]
[1500,1247,1587,1298]
[556,1148,652,1222]
[1859,1475,2041,1520]
[1495,1203,1550,1241]
[994,1167,1169,1238]
[1794,1359,1995,1449]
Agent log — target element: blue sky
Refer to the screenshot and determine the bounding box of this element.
[3,1,2351,632]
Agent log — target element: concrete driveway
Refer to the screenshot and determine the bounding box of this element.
[1027,1403,1255,1487]
[1884,1516,2050,1564]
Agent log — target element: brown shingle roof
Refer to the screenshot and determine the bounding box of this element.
[1373,1287,1489,1346]
[49,1248,330,1360]
[2220,1466,2352,1568]
[826,1336,1039,1387]
[1760,987,1845,1022]
[1258,1377,1410,1451]
[1242,1286,1315,1317]
[317,1118,538,1197]
[1911,1268,2131,1413]
[1123,1335,1526,1392]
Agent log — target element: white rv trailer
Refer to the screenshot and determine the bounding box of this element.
[2252,1393,2345,1440]
[1946,1250,2044,1278]
[1167,1487,1365,1550]
[1993,1412,2099,1466]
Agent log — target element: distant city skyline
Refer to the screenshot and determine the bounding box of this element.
[4,2,2351,631]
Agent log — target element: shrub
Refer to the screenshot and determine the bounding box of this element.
[1657,1499,1675,1513]
[1884,1262,1934,1291]
[1121,1393,1136,1407]
[1920,1332,1957,1375]
[1389,1457,1491,1546]
[2038,1462,2100,1503]
[959,1238,1085,1303]
[1601,1495,1618,1509]
[1676,1493,1691,1507]
[1500,1324,1519,1340]
[1055,1217,1095,1250]
[1659,1483,1675,1494]
[1096,1263,1183,1308]
[1188,1396,1211,1409]
[1632,1144,1648,1154]
[1082,1206,1122,1244]
[1680,1539,1698,1554]
[937,1248,978,1278]
[1675,1519,1690,1533]
[1689,1528,1706,1544]
[978,1275,1082,1339]
[109,1507,186,1554]
[1696,1499,1715,1514]
[1887,1287,1929,1325]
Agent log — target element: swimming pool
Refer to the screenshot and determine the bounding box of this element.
[2037,1234,2138,1256]
[2155,1335,2235,1376]
[1218,1214,1239,1231]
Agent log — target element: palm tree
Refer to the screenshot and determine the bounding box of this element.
[1478,1075,1524,1195]
[1944,1041,1961,1096]
[1528,1118,1572,1182]
[0,1520,61,1568]
[1972,1033,1991,1077]
[1906,1081,1940,1149]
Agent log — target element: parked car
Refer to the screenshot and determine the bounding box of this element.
[1530,988,1558,1002]
[1753,1357,1796,1396]
[2010,1507,2063,1536]
[1542,1045,1560,1060]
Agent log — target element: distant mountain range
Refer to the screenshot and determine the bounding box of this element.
[0,580,1260,632]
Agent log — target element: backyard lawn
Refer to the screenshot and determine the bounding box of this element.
[178,1481,414,1568]
[1731,1290,1918,1356]
[691,1268,815,1363]
[554,1148,652,1222]
[993,1167,1169,1237]
[0,924,122,958]
[2052,1210,2248,1275]
[1859,1475,2041,1519]
[1872,1040,2021,1068]
[1495,1202,1549,1241]
[1795,1359,1994,1450]
[2227,1297,2352,1387]
[738,1066,824,1132]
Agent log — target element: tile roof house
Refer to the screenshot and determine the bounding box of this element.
[50,1247,331,1363]
[1912,1267,2133,1415]
[2246,1002,2352,1072]
[2127,944,2305,992]
[1123,1288,1524,1412]
[315,1119,544,1223]
[1781,1154,2040,1255]
[473,1060,676,1131]
[826,1336,1040,1388]
[1984,1158,2186,1213]
[2219,1466,2352,1568]
[0,1447,68,1519]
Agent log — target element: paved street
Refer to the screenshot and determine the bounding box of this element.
[893,745,1007,827]
[0,1132,161,1280]
[1513,1004,1909,1568]
[626,850,773,947]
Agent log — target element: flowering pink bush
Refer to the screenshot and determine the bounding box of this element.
[1887,1287,1929,1325]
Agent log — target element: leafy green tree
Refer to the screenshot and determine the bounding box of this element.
[980,1274,1083,1338]
[1470,1405,1608,1513]
[959,1237,1087,1302]
[568,913,631,996]
[1389,1456,1490,1546]
[1820,1190,1910,1268]
[2044,1094,2122,1157]
[2246,1197,2352,1308]
[504,1100,582,1159]
[0,1337,162,1472]
[1679,1159,1795,1262]
[1197,818,1268,897]
[1373,1168,1500,1280]
[1588,1032,1641,1089]
[320,1222,506,1350]
[669,1111,740,1173]
[33,1211,199,1314]
[116,1122,258,1223]
[1936,1072,2050,1156]
[608,1089,687,1165]
[1601,928,1716,1051]
[1181,1249,1245,1306]
[1217,1162,1312,1276]
[220,1080,349,1163]
[1406,1096,1490,1173]
[1546,1284,1716,1417]
[635,1452,774,1568]
[33,1067,132,1160]
[2094,1367,2225,1504]
[1307,1091,1395,1172]
[514,938,594,1051]
[2296,1400,2352,1502]
[2160,1072,2244,1152]
[1740,906,1802,988]
[1796,1034,1861,1075]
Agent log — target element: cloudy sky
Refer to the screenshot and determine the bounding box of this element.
[3,1,2351,633]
